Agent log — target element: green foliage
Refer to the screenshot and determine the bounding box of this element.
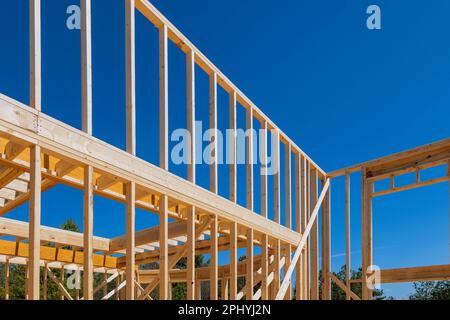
[409,281,450,300]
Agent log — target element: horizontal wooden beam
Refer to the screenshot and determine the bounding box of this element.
[328,138,450,178]
[380,264,450,283]
[0,239,116,268]
[0,217,110,251]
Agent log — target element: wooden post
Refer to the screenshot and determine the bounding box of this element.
[229,91,237,203]
[126,181,136,300]
[5,259,10,300]
[246,228,254,300]
[187,206,196,299]
[285,144,292,229]
[273,130,281,223]
[209,73,218,193]
[195,281,201,300]
[362,168,373,300]
[83,165,94,300]
[159,195,169,300]
[260,120,268,218]
[28,145,41,300]
[310,167,318,300]
[285,244,292,300]
[29,0,41,111]
[187,49,196,183]
[116,273,120,300]
[261,234,268,300]
[274,239,281,295]
[448,161,450,263]
[81,0,92,134]
[229,222,237,300]
[321,179,331,300]
[159,23,169,170]
[302,159,309,299]
[246,107,254,211]
[125,0,136,156]
[345,173,351,300]
[294,153,301,300]
[60,265,64,300]
[221,278,228,300]
[210,215,218,300]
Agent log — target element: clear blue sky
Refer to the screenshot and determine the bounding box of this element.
[1,0,450,299]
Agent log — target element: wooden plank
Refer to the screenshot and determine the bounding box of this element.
[301,157,308,299]
[83,165,94,300]
[126,181,136,300]
[29,0,41,111]
[159,24,169,170]
[5,258,10,300]
[361,168,373,300]
[321,179,331,300]
[260,120,268,218]
[126,0,136,155]
[261,234,268,300]
[186,206,195,299]
[221,278,228,300]
[28,145,41,300]
[210,215,218,299]
[0,217,110,251]
[310,167,318,300]
[229,222,237,300]
[372,176,449,197]
[209,73,218,194]
[273,239,281,298]
[330,273,360,300]
[229,92,237,203]
[43,262,47,300]
[81,0,92,135]
[294,153,301,300]
[275,179,330,300]
[186,49,195,183]
[246,228,254,300]
[48,266,73,300]
[328,138,450,178]
[273,130,281,223]
[284,244,292,300]
[246,108,254,211]
[345,173,351,300]
[159,194,169,300]
[285,143,292,229]
[379,264,450,283]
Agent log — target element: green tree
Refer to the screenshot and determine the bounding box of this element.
[409,281,450,300]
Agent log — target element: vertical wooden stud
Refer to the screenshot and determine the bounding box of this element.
[285,143,292,229]
[83,165,94,300]
[229,92,237,203]
[159,24,169,169]
[273,130,281,223]
[310,167,318,300]
[210,215,218,299]
[81,0,92,134]
[345,173,351,300]
[159,195,169,300]
[28,145,41,300]
[260,120,268,218]
[126,181,136,300]
[246,107,254,211]
[321,179,331,300]
[209,73,218,193]
[125,0,136,156]
[229,222,237,300]
[30,0,41,111]
[187,50,196,183]
[187,206,196,299]
[246,228,254,300]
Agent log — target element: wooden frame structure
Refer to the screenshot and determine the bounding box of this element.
[0,0,448,301]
